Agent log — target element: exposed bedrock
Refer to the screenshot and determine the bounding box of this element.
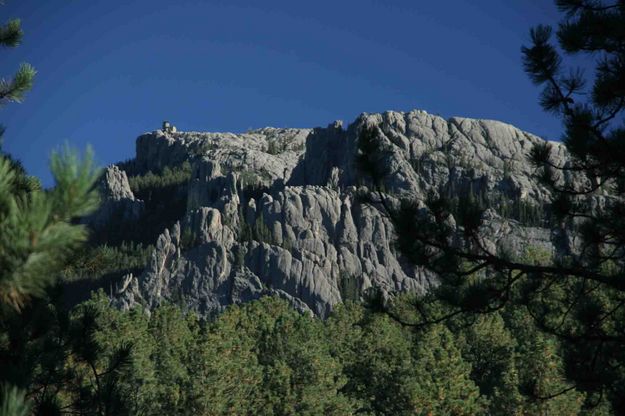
[110,110,584,316]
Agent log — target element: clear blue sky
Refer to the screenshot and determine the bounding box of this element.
[1,0,570,184]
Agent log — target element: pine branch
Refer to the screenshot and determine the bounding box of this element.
[0,147,101,311]
[0,19,22,48]
[0,384,30,416]
[0,63,36,104]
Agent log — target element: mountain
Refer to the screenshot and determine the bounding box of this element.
[85,110,576,317]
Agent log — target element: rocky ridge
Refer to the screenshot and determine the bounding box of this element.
[101,110,574,317]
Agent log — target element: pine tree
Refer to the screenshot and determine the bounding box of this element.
[196,297,354,415]
[329,307,421,415]
[356,0,625,410]
[0,16,34,150]
[410,324,485,416]
[458,313,522,414]
[0,146,100,310]
[0,8,101,413]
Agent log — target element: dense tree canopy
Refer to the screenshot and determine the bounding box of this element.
[5,289,602,415]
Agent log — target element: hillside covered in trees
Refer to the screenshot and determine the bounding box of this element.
[3,0,625,414]
[2,110,617,414]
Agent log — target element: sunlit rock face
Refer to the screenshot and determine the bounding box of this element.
[84,165,143,230]
[109,110,578,317]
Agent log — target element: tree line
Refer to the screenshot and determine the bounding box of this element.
[3,0,625,413]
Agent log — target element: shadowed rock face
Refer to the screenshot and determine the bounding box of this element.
[109,110,578,317]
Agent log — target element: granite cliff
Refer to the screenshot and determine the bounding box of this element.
[91,110,578,317]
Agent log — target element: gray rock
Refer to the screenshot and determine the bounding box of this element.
[111,109,582,317]
[83,165,143,229]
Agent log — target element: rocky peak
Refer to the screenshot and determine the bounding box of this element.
[99,165,136,201]
[106,109,574,317]
[84,165,143,231]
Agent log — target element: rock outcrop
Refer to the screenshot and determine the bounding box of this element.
[84,165,143,230]
[109,110,575,317]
